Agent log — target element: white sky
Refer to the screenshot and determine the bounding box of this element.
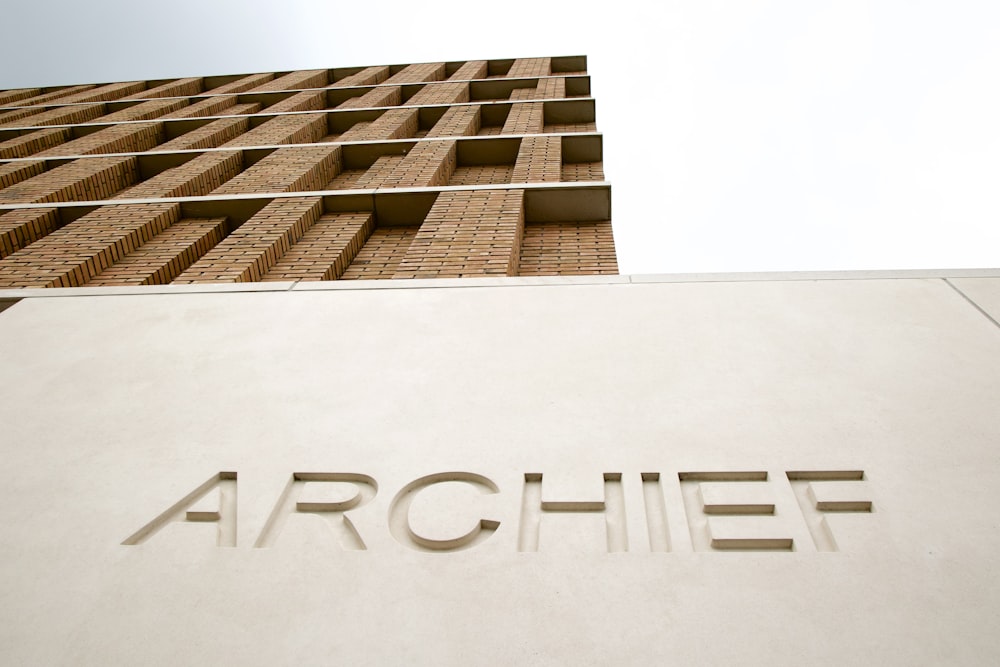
[1,0,998,274]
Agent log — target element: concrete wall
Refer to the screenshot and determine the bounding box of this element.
[1,271,999,665]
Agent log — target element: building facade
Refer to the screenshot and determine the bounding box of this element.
[0,56,615,287]
[2,57,1000,666]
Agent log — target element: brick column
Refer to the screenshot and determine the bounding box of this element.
[173,197,323,283]
[338,109,418,141]
[249,70,328,91]
[203,73,276,95]
[507,58,551,78]
[212,146,341,194]
[114,151,243,199]
[87,218,228,285]
[384,63,446,84]
[337,86,401,110]
[0,89,41,105]
[0,203,179,287]
[511,136,561,183]
[0,209,61,259]
[357,140,455,188]
[264,91,327,113]
[157,117,251,151]
[123,77,203,99]
[426,106,480,138]
[261,212,374,281]
[394,189,525,278]
[405,82,470,106]
[36,122,164,157]
[0,156,138,203]
[501,103,543,134]
[0,160,46,189]
[95,99,191,123]
[331,66,390,88]
[518,221,618,275]
[449,61,488,80]
[0,128,71,159]
[162,97,257,119]
[0,103,106,128]
[219,113,327,147]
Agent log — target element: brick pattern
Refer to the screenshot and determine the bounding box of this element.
[449,61,488,81]
[87,217,228,285]
[95,98,190,123]
[501,102,544,134]
[0,57,617,285]
[0,88,41,105]
[340,227,417,279]
[405,82,470,106]
[561,162,604,182]
[249,70,328,92]
[212,146,340,194]
[36,122,164,157]
[331,66,390,88]
[219,113,327,147]
[161,96,240,119]
[11,85,97,107]
[0,203,179,287]
[384,63,446,84]
[543,122,597,133]
[0,128,72,159]
[0,208,61,259]
[173,197,322,283]
[518,221,617,275]
[261,212,373,281]
[0,160,46,189]
[264,91,327,114]
[124,77,203,100]
[512,136,561,183]
[426,105,480,138]
[337,86,401,110]
[156,116,251,151]
[449,164,513,186]
[56,81,148,105]
[358,141,455,188]
[0,103,107,128]
[0,156,137,204]
[507,58,551,78]
[203,73,276,95]
[114,151,243,199]
[394,189,525,278]
[510,77,565,101]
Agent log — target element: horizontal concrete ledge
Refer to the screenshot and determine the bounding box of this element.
[2,269,999,301]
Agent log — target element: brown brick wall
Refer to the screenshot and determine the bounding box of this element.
[337,108,418,142]
[384,63,446,85]
[14,85,97,107]
[509,77,565,101]
[123,77,203,100]
[0,160,46,189]
[261,212,373,281]
[356,140,455,188]
[0,88,41,105]
[511,136,561,183]
[0,202,179,287]
[501,102,543,134]
[337,86,401,110]
[0,128,72,159]
[36,122,164,157]
[249,70,328,92]
[161,96,241,119]
[95,98,190,123]
[173,197,322,283]
[264,91,327,113]
[87,217,227,285]
[0,156,137,203]
[561,162,604,182]
[543,122,597,133]
[203,73,276,95]
[156,116,252,151]
[340,226,417,279]
[212,145,341,194]
[449,61,488,81]
[219,113,327,147]
[115,151,243,199]
[394,189,524,278]
[0,208,61,259]
[426,105,480,138]
[56,81,148,105]
[518,221,617,275]
[0,103,107,128]
[405,82,470,106]
[332,66,390,88]
[507,58,551,78]
[449,164,513,186]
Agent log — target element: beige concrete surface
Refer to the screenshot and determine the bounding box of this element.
[949,277,1000,326]
[0,277,999,664]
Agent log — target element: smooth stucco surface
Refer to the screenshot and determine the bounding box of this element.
[0,275,998,665]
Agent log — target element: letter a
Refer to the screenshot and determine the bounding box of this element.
[122,472,237,547]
